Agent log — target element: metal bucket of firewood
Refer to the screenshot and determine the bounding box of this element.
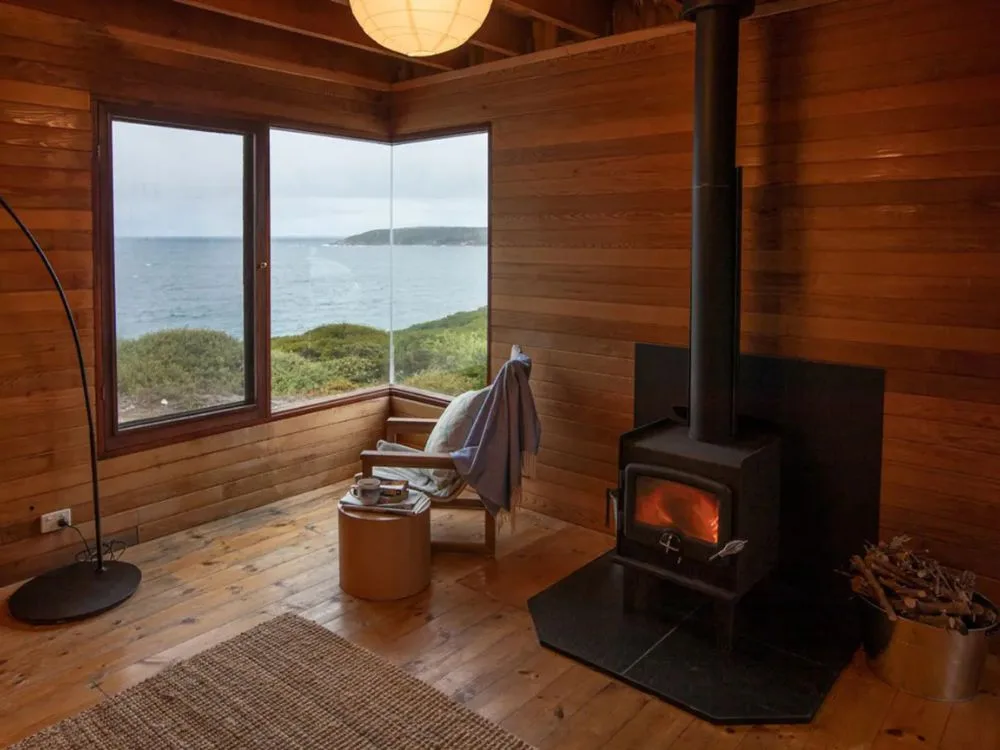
[860,592,998,701]
[851,539,1000,702]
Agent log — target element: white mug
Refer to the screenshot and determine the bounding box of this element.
[350,477,382,506]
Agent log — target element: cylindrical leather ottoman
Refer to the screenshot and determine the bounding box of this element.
[338,505,431,601]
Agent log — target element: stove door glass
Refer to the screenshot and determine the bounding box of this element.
[633,475,720,545]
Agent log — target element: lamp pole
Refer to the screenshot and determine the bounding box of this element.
[2,195,141,624]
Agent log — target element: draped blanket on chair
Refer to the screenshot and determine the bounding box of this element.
[451,347,541,518]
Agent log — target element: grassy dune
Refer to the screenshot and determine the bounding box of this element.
[116,308,487,417]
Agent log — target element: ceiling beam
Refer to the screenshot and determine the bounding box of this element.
[612,0,682,32]
[395,0,843,91]
[498,0,613,39]
[173,0,467,70]
[6,0,403,88]
[531,20,559,52]
[475,7,533,56]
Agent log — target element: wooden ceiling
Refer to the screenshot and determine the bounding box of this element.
[9,0,791,90]
[167,0,627,82]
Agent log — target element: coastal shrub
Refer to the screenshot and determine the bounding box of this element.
[272,323,389,384]
[270,349,358,398]
[116,307,489,416]
[117,329,244,409]
[394,308,488,394]
[273,324,388,363]
[396,330,483,375]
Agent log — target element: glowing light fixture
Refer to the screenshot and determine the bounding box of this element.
[349,0,493,57]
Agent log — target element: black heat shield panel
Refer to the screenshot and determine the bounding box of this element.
[633,343,884,590]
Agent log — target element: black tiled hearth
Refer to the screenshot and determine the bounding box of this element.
[527,552,859,725]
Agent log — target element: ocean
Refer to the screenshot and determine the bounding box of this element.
[113,237,489,340]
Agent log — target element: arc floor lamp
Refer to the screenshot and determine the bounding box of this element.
[2,195,141,624]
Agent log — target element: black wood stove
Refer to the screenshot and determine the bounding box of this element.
[613,419,780,648]
[609,0,781,649]
[528,0,885,723]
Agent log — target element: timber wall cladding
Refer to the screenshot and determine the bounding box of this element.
[393,0,1000,585]
[0,3,390,585]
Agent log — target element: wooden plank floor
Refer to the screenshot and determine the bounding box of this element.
[1,484,997,749]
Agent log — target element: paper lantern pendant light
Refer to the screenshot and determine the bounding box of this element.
[350,0,494,57]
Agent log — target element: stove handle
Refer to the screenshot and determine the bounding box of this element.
[605,488,619,528]
[709,539,748,562]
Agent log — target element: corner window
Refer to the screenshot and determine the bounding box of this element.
[96,102,488,456]
[269,128,488,404]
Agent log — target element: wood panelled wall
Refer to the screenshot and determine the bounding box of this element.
[0,3,391,585]
[394,0,1000,588]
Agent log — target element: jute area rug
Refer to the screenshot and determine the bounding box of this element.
[12,613,534,750]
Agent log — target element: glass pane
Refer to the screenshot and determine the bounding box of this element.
[633,475,720,545]
[269,130,391,411]
[390,132,489,397]
[112,121,248,427]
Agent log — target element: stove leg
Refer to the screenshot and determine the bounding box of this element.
[623,568,638,612]
[623,568,656,613]
[715,599,737,651]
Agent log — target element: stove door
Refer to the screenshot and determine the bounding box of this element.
[622,463,732,561]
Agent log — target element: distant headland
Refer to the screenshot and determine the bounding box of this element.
[338,226,487,246]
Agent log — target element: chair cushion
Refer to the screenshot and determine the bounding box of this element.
[372,440,464,499]
[423,387,489,485]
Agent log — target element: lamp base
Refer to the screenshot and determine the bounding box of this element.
[7,560,141,625]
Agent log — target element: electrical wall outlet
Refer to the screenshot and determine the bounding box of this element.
[40,509,72,534]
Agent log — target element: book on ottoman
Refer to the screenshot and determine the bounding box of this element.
[339,489,430,517]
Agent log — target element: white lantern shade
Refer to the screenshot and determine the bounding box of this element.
[349,0,493,57]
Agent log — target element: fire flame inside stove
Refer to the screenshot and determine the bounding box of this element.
[634,477,720,545]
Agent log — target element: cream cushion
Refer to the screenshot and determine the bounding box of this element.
[423,387,489,484]
[373,387,488,499]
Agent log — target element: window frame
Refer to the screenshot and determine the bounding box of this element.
[94,101,488,459]
[95,102,271,456]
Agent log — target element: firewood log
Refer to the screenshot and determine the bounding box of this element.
[849,536,997,632]
[912,599,973,616]
[852,555,897,621]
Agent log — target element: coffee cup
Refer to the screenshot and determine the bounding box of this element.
[350,477,382,506]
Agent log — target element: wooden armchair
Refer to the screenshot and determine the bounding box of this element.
[360,417,496,557]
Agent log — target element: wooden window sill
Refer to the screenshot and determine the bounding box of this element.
[98,384,454,460]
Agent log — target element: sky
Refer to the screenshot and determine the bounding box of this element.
[111,122,489,238]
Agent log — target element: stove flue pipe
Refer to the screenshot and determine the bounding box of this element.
[682,0,754,444]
